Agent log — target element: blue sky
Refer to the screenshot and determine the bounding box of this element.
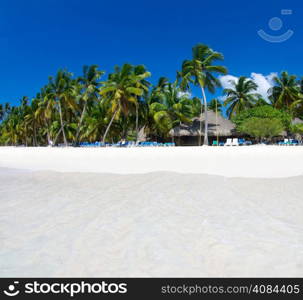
[0,0,302,106]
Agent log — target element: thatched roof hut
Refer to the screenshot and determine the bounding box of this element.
[169,111,236,138]
[292,118,303,125]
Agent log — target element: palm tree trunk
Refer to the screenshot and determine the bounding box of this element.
[75,102,87,144]
[102,108,118,143]
[47,130,51,146]
[53,127,62,146]
[46,121,51,146]
[25,129,28,147]
[135,103,139,142]
[58,101,67,146]
[198,100,202,146]
[33,121,37,146]
[216,100,219,145]
[200,86,209,146]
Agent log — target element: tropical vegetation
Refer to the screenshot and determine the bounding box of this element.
[1,44,303,146]
[238,118,284,141]
[177,44,227,145]
[232,106,292,129]
[223,76,260,118]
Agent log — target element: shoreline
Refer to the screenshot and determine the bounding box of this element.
[0,146,303,178]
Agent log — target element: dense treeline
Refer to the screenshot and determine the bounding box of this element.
[0,44,303,146]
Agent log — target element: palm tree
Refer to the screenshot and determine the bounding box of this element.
[99,64,150,143]
[1,106,20,145]
[46,70,75,146]
[25,97,41,146]
[209,98,222,145]
[3,102,11,118]
[150,77,170,104]
[148,81,193,138]
[75,65,104,144]
[223,76,259,118]
[81,102,109,142]
[208,98,222,114]
[177,44,227,145]
[269,72,300,111]
[0,104,3,121]
[18,97,30,146]
[290,78,303,117]
[34,88,54,145]
[132,65,151,141]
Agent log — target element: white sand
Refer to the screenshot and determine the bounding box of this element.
[0,146,303,277]
[0,170,302,277]
[0,145,303,177]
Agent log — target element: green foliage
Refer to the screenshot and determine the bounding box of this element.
[239,118,284,139]
[232,105,292,129]
[148,81,195,137]
[2,45,303,146]
[177,44,227,92]
[290,123,303,135]
[177,43,227,145]
[223,76,260,118]
[208,98,222,114]
[269,71,300,111]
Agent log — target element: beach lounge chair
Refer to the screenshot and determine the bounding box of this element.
[165,142,175,147]
[224,138,232,146]
[290,139,299,146]
[232,138,239,146]
[238,138,245,146]
[212,140,218,146]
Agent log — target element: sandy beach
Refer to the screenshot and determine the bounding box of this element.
[0,146,303,277]
[0,146,303,177]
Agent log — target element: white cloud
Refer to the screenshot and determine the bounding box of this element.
[219,72,277,102]
[177,91,192,98]
[218,75,238,90]
[251,72,277,101]
[217,95,227,103]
